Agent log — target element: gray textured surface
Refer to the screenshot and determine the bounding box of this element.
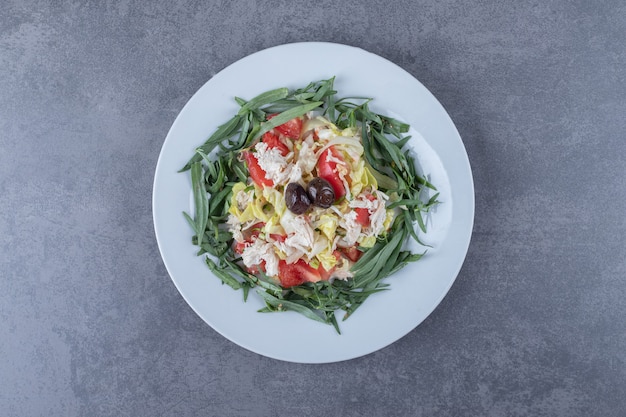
[1,1,625,416]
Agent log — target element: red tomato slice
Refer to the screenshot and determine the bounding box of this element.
[278,259,321,288]
[246,222,264,239]
[269,233,286,242]
[340,246,363,262]
[243,151,273,187]
[267,114,303,139]
[234,241,247,254]
[317,146,346,200]
[318,264,331,281]
[262,131,289,156]
[354,194,376,226]
[354,207,370,226]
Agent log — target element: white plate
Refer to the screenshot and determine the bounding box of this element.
[153,42,474,363]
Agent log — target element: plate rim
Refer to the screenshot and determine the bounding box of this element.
[152,41,474,363]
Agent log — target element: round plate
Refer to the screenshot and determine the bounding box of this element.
[153,42,474,363]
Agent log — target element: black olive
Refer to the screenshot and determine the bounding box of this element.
[285,183,311,214]
[307,177,335,208]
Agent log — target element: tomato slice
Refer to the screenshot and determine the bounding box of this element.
[262,131,289,156]
[246,222,264,239]
[234,241,247,254]
[317,146,346,200]
[318,264,331,281]
[267,114,303,139]
[278,259,322,288]
[354,207,370,226]
[269,233,286,242]
[340,246,363,262]
[354,194,376,226]
[243,151,273,187]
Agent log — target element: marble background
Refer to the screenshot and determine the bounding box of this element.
[1,1,625,416]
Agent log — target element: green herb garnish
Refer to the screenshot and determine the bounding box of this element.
[181,77,438,333]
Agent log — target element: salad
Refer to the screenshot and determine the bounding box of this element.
[180,78,438,332]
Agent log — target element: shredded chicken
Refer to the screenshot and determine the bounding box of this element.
[369,192,389,235]
[226,215,243,242]
[297,136,318,174]
[227,114,395,282]
[279,213,317,262]
[337,211,361,247]
[254,142,293,185]
[241,239,279,277]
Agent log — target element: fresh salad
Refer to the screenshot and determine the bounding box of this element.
[180,77,438,333]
